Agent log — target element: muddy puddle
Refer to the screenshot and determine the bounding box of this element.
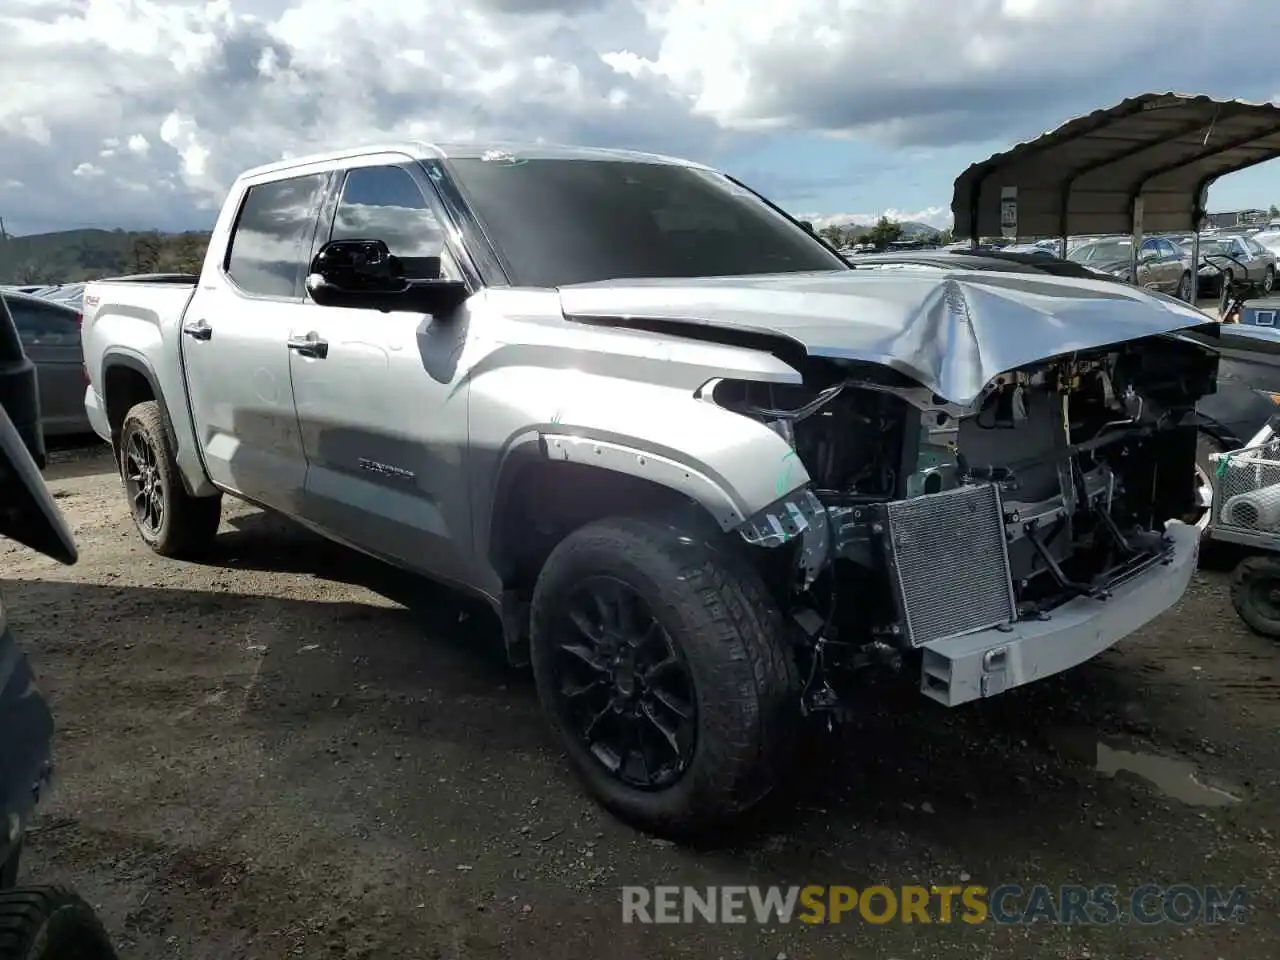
[1094,743,1243,806]
[1051,729,1244,806]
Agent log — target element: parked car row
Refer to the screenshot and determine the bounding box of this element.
[1067,235,1197,300]
[931,229,1278,303]
[1182,234,1278,297]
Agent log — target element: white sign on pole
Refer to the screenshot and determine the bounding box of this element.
[1000,186,1018,238]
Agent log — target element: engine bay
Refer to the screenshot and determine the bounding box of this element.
[719,334,1219,669]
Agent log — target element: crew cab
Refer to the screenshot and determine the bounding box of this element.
[83,142,1224,837]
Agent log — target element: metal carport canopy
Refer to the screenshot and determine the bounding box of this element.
[951,92,1280,240]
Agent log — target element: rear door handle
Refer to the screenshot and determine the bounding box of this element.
[287,333,329,359]
[183,320,212,341]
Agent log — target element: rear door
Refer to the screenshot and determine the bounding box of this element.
[1228,237,1260,280]
[6,297,86,435]
[1244,237,1276,286]
[1155,238,1185,293]
[1136,238,1171,291]
[181,170,331,512]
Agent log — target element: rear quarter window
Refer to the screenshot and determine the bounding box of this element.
[224,173,328,299]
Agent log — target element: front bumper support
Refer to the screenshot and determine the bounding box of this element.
[918,521,1200,706]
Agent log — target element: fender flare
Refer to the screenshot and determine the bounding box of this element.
[484,428,790,577]
[101,349,180,458]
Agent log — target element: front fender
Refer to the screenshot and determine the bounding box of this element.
[471,364,812,573]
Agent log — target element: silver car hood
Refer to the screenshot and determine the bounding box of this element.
[558,269,1216,407]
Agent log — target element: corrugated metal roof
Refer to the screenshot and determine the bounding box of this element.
[951,93,1280,239]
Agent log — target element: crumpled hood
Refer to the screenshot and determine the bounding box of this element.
[558,269,1215,407]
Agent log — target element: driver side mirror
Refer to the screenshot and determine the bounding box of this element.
[305,239,470,316]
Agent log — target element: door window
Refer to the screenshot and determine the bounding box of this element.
[225,173,328,299]
[329,165,459,280]
[7,300,78,346]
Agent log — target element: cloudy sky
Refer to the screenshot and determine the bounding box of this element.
[2,0,1279,236]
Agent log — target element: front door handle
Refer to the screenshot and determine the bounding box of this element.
[287,333,329,359]
[183,320,212,341]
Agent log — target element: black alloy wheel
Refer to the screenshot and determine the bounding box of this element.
[123,427,164,537]
[547,575,697,788]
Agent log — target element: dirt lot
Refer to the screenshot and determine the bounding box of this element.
[3,441,1279,959]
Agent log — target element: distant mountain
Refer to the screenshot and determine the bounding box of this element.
[810,216,944,243]
[898,221,944,238]
[0,228,210,284]
[2,216,946,286]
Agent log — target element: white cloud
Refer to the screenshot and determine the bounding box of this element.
[627,0,1280,146]
[0,0,1276,233]
[805,207,954,231]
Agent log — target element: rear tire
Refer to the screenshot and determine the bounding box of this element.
[119,401,221,558]
[529,515,800,838]
[1230,555,1280,639]
[0,887,117,960]
[1265,265,1275,295]
[1177,271,1193,302]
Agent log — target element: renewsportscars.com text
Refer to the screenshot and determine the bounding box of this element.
[620,884,1249,926]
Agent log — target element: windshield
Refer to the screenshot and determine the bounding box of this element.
[1198,239,1236,258]
[1068,240,1132,263]
[443,157,847,287]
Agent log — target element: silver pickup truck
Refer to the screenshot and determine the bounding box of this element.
[82,141,1222,837]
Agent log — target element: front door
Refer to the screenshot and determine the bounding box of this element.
[182,171,329,513]
[289,158,478,585]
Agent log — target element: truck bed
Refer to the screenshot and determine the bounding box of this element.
[80,276,198,447]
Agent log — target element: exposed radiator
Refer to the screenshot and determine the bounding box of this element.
[880,483,1017,646]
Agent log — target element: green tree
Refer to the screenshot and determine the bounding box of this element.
[937,228,954,245]
[14,261,54,284]
[129,233,162,273]
[867,215,904,250]
[160,232,208,274]
[818,225,847,247]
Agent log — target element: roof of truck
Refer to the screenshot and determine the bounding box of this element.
[240,141,711,180]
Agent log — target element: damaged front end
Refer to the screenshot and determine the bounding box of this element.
[719,333,1218,715]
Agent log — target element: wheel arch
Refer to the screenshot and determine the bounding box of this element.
[488,439,736,584]
[101,351,196,495]
[485,434,754,665]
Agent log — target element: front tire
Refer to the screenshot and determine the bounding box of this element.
[529,515,799,838]
[1177,270,1193,302]
[1264,265,1275,295]
[119,401,221,558]
[0,887,117,959]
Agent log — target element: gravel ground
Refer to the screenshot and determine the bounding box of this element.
[3,441,1279,959]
